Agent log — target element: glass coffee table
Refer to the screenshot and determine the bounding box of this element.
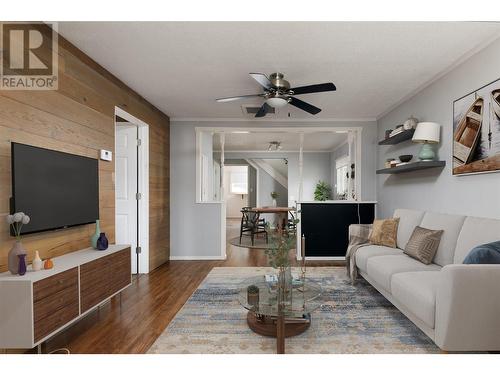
[237,274,322,353]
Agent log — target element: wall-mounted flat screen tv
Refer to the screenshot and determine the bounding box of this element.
[11,143,99,235]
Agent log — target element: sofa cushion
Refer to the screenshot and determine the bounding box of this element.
[355,245,403,273]
[454,216,500,263]
[366,254,441,292]
[393,209,425,250]
[463,241,500,264]
[404,226,444,265]
[369,218,399,248]
[420,212,466,267]
[391,271,441,328]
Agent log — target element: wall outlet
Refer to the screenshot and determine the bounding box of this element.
[100,149,112,161]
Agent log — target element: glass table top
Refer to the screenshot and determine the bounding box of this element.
[237,274,323,318]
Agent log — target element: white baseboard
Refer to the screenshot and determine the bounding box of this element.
[169,255,227,260]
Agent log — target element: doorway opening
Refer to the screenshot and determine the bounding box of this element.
[114,107,150,274]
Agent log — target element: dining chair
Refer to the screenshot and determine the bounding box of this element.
[239,207,268,245]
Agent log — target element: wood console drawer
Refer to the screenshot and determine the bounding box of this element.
[33,268,78,302]
[80,248,131,312]
[33,284,79,323]
[34,301,79,343]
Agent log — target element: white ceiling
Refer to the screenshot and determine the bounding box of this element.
[58,22,500,120]
[214,131,347,152]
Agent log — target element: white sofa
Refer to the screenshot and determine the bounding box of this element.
[354,209,500,351]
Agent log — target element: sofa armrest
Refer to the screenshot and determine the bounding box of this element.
[348,223,372,238]
[435,264,500,351]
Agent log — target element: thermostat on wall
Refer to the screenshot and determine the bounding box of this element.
[100,149,112,162]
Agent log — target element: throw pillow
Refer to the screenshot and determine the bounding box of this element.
[369,218,399,248]
[463,241,500,264]
[404,226,443,265]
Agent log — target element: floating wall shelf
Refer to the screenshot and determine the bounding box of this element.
[376,161,446,174]
[378,128,415,145]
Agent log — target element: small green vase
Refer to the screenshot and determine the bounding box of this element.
[418,142,436,161]
[91,220,100,249]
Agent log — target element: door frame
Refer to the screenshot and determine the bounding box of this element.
[195,126,363,260]
[114,107,150,274]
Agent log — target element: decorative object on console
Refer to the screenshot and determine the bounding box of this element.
[453,78,500,176]
[463,241,500,264]
[6,212,30,274]
[17,254,27,276]
[403,115,418,130]
[398,154,413,163]
[96,233,109,251]
[91,219,100,249]
[314,181,332,201]
[404,226,443,265]
[270,191,279,207]
[32,251,43,271]
[369,218,399,248]
[412,122,440,161]
[44,258,54,270]
[385,129,393,139]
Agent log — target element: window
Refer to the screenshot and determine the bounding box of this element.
[335,156,349,199]
[228,166,248,195]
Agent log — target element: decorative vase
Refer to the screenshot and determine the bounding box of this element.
[91,220,100,249]
[8,241,27,275]
[272,198,277,207]
[418,142,435,161]
[44,258,54,270]
[32,251,43,271]
[18,254,27,276]
[96,232,109,251]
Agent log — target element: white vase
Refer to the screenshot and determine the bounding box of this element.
[32,251,43,271]
[272,199,277,207]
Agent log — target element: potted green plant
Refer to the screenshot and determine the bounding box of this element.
[270,191,279,207]
[314,181,332,201]
[247,284,260,307]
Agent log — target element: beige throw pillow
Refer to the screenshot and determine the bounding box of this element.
[404,226,443,265]
[369,218,399,248]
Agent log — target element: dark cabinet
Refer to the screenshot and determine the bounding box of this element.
[300,203,375,257]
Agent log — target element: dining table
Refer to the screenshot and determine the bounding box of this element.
[249,206,296,232]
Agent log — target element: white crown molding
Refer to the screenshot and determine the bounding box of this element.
[376,32,500,120]
[171,117,377,123]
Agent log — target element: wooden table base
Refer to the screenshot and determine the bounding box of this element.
[246,311,311,353]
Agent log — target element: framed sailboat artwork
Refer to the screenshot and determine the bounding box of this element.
[453,77,500,176]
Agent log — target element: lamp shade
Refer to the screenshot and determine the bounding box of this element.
[412,122,440,144]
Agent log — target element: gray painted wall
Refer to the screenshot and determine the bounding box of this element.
[377,38,500,219]
[170,120,377,258]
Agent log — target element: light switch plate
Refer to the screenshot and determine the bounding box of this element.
[100,149,112,161]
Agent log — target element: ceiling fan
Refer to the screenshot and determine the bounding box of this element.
[216,72,336,117]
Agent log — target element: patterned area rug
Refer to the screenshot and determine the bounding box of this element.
[148,267,440,354]
[228,236,272,249]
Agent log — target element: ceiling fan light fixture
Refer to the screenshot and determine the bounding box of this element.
[266,97,288,108]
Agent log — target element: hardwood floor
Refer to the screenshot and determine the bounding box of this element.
[40,220,342,354]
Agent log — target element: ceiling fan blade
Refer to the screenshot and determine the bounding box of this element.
[249,73,272,89]
[290,82,336,95]
[255,102,271,118]
[216,94,263,103]
[289,97,321,115]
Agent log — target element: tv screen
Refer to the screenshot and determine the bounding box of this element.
[11,143,99,235]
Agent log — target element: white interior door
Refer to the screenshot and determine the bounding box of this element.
[115,124,138,274]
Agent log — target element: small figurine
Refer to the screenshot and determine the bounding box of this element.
[44,258,54,270]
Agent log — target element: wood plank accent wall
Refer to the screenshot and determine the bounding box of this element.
[0,24,170,272]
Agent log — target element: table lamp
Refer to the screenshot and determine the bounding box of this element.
[412,122,440,161]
